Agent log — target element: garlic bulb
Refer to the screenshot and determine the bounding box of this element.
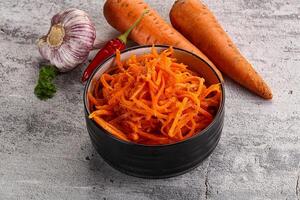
[38,8,96,72]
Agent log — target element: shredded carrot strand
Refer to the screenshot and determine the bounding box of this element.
[89,110,113,118]
[168,97,188,137]
[92,116,129,142]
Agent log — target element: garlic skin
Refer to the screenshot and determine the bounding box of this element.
[38,8,96,72]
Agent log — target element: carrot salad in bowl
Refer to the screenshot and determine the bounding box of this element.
[88,47,221,145]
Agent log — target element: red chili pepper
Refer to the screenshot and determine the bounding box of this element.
[81,9,149,83]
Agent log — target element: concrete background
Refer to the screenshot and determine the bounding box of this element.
[0,0,299,199]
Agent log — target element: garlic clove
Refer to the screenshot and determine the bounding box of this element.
[38,37,52,61]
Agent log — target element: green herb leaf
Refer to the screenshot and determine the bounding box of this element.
[34,65,58,100]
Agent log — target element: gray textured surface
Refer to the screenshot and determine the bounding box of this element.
[0,0,299,199]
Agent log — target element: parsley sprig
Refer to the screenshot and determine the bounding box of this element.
[34,65,58,100]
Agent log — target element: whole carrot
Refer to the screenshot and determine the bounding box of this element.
[170,0,272,99]
[103,0,223,80]
[81,9,149,82]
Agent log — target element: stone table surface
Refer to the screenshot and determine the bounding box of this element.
[0,0,299,199]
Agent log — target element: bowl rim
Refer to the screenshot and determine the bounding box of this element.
[83,44,225,147]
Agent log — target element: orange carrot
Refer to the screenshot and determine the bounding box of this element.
[103,0,223,79]
[88,47,221,145]
[170,0,272,99]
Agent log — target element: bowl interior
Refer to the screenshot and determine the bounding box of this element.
[85,45,222,113]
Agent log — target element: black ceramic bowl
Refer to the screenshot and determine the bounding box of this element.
[84,45,225,179]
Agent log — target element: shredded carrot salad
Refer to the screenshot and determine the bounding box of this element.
[88,47,221,145]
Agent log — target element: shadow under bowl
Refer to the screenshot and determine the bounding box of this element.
[83,45,225,179]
